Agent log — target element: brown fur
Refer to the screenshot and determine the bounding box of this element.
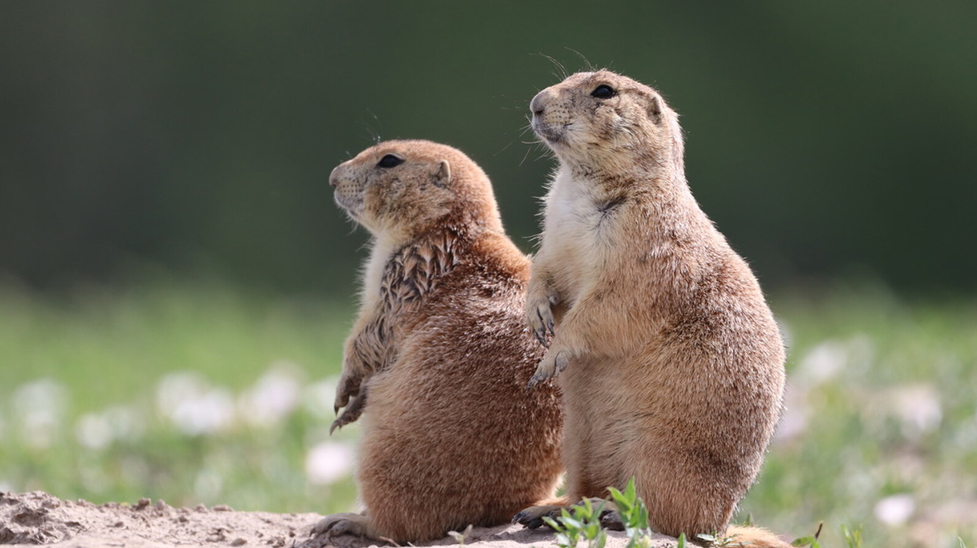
[521,71,788,546]
[321,140,563,543]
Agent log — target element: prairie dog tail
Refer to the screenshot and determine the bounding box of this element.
[724,526,792,548]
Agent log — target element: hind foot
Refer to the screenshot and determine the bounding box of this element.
[512,504,565,529]
[598,507,624,531]
[513,499,615,530]
[310,512,378,540]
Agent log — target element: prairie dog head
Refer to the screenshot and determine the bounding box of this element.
[330,140,503,241]
[530,70,684,178]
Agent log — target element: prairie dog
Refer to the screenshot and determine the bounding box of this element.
[518,71,788,547]
[316,140,563,543]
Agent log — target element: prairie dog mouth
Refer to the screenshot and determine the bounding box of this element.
[532,117,566,144]
[333,192,363,217]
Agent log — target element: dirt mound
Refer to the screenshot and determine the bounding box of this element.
[0,491,680,548]
[0,491,315,548]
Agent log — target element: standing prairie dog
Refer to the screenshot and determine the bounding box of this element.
[315,140,563,544]
[516,71,788,547]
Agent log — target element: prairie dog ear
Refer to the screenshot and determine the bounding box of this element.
[433,160,451,187]
[647,95,663,125]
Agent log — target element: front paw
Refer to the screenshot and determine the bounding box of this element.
[333,372,362,414]
[527,349,571,389]
[526,292,557,347]
[330,389,367,433]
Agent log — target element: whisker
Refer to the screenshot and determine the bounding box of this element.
[565,48,594,72]
[359,109,383,144]
[536,52,568,80]
[494,138,517,156]
[355,235,372,251]
[519,140,534,167]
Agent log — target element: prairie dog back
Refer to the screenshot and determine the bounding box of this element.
[318,140,563,543]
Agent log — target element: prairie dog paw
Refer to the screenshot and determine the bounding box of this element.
[512,504,565,529]
[527,349,571,389]
[600,509,624,531]
[333,372,362,414]
[513,499,616,530]
[331,383,369,433]
[330,393,365,433]
[526,290,557,347]
[310,512,374,539]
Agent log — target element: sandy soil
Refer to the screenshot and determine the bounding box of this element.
[0,491,681,548]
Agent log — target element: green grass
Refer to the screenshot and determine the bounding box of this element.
[744,285,977,548]
[0,281,975,547]
[0,281,357,513]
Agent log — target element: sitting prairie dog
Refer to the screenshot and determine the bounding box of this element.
[516,71,789,547]
[315,140,563,543]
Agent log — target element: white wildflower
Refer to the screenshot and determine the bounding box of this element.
[194,468,224,501]
[12,378,67,449]
[156,372,235,435]
[238,363,302,428]
[305,441,355,485]
[156,371,208,416]
[75,405,143,450]
[874,494,915,526]
[890,384,942,438]
[797,340,847,385]
[303,377,341,420]
[76,413,112,450]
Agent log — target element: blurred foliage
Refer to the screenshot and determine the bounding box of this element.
[0,281,357,512]
[0,282,975,546]
[1,1,976,295]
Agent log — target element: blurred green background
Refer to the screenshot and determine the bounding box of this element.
[2,1,975,293]
[1,2,976,547]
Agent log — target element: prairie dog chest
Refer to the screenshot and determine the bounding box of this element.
[539,168,619,298]
[360,236,398,312]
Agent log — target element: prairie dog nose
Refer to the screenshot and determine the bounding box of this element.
[530,90,552,117]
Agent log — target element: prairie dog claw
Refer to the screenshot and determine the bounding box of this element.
[526,290,557,347]
[331,381,369,432]
[527,349,571,389]
[512,504,565,529]
[333,373,361,414]
[513,500,616,531]
[556,351,570,371]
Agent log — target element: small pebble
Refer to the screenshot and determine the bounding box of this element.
[136,498,151,509]
[231,538,248,546]
[212,504,233,512]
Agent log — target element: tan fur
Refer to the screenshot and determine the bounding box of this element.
[322,140,563,543]
[522,71,788,546]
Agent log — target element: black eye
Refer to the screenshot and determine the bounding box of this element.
[377,154,405,168]
[591,84,617,99]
